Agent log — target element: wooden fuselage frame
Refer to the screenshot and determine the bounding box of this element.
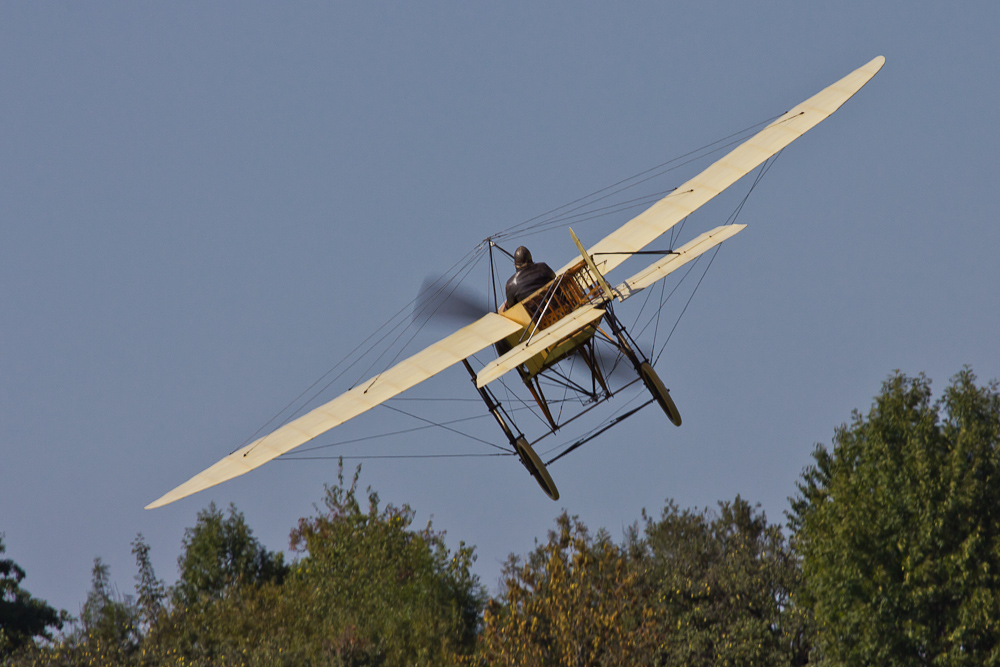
[496,260,606,380]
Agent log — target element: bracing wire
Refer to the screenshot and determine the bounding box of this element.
[539,153,784,464]
[252,122,784,463]
[238,243,489,457]
[489,115,779,243]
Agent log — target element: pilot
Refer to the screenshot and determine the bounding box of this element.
[505,246,556,309]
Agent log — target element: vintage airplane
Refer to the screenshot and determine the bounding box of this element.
[147,55,884,509]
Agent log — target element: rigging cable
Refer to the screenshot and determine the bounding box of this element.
[489,115,780,242]
[652,153,781,365]
[240,242,486,457]
[250,121,784,462]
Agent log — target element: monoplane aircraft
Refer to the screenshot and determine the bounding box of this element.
[147,56,884,508]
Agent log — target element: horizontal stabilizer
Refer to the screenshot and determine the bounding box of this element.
[615,224,745,300]
[146,312,523,509]
[476,305,606,388]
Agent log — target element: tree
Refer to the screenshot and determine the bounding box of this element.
[790,369,1000,665]
[132,533,165,632]
[479,512,658,667]
[78,558,142,659]
[173,502,287,606]
[8,552,158,666]
[138,464,482,666]
[286,463,483,666]
[0,535,66,657]
[643,497,807,667]
[479,500,806,667]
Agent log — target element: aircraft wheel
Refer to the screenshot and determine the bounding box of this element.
[514,437,560,501]
[639,361,682,426]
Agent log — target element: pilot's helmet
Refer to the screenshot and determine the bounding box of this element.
[514,246,533,269]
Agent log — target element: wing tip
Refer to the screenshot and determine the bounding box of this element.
[866,55,886,75]
[145,487,187,510]
[144,495,171,510]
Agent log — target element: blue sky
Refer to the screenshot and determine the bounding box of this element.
[3,2,999,615]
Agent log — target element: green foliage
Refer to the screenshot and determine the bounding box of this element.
[643,497,807,667]
[129,463,483,666]
[0,536,66,657]
[16,368,1000,666]
[479,500,804,667]
[285,463,483,666]
[132,534,166,632]
[173,502,287,606]
[790,369,1000,665]
[480,512,658,666]
[3,554,148,666]
[143,578,294,667]
[77,558,142,659]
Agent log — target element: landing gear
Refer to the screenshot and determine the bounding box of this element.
[604,308,682,427]
[463,360,560,501]
[461,295,677,502]
[514,437,560,500]
[639,361,681,426]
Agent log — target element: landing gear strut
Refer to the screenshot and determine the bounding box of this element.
[603,307,682,427]
[463,360,560,500]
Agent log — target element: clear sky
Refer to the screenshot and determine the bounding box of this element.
[3,2,999,616]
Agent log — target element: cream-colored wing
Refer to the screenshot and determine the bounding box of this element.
[615,224,746,300]
[557,56,885,277]
[476,305,606,388]
[147,313,523,509]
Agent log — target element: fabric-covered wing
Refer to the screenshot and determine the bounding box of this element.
[557,55,885,277]
[146,313,523,509]
[615,224,746,300]
[476,304,606,388]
